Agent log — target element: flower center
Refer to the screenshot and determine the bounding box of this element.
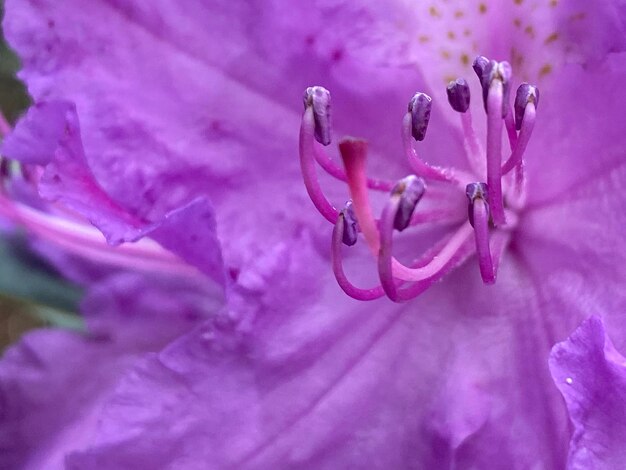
[299,56,539,302]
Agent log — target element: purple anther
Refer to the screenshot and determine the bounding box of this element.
[446,78,471,113]
[341,201,359,246]
[392,175,426,231]
[514,83,540,130]
[407,92,432,141]
[472,56,489,83]
[466,182,489,227]
[481,60,512,117]
[303,86,332,146]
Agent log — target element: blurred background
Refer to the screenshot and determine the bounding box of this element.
[0,2,83,351]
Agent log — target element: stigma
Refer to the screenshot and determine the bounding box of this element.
[299,56,539,302]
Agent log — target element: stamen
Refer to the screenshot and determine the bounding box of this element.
[502,84,539,175]
[447,77,485,176]
[466,183,494,284]
[299,103,339,224]
[298,57,536,301]
[392,175,426,231]
[377,182,474,283]
[384,231,475,302]
[303,86,332,146]
[331,208,385,301]
[485,77,507,226]
[403,95,470,186]
[446,78,471,113]
[377,187,474,295]
[0,191,201,279]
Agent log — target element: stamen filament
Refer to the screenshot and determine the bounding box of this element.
[377,196,475,300]
[460,111,485,177]
[299,107,339,223]
[486,80,506,226]
[472,198,495,284]
[377,194,401,298]
[386,233,474,302]
[501,102,536,175]
[504,108,518,151]
[331,213,385,301]
[402,113,466,186]
[0,192,202,279]
[313,144,394,192]
[379,202,474,283]
[490,230,510,280]
[408,208,464,226]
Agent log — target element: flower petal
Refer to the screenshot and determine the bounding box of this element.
[273,0,626,96]
[0,271,217,470]
[3,0,464,269]
[524,54,626,205]
[518,155,626,344]
[3,101,225,286]
[62,232,568,468]
[1,101,70,165]
[549,316,626,469]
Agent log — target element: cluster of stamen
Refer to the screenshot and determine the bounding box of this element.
[300,55,539,302]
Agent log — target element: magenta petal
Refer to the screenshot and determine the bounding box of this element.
[549,316,626,469]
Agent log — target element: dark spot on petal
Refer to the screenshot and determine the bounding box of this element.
[331,48,344,62]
